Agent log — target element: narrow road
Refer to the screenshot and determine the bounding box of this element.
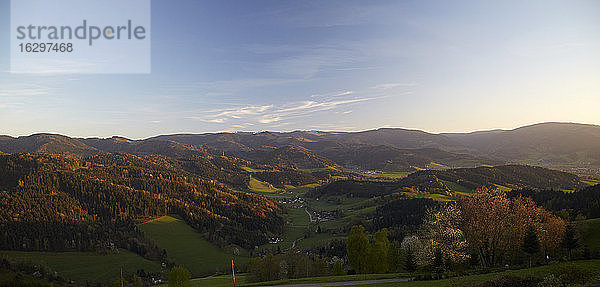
[265,278,410,287]
[305,207,316,222]
[290,237,299,249]
[290,206,312,250]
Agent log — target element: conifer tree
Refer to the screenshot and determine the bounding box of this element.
[522,225,540,268]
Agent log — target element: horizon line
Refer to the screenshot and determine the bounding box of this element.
[2,121,599,141]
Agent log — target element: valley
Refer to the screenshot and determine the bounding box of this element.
[0,122,599,286]
[3,0,599,285]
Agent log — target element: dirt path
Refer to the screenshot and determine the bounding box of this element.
[266,278,410,287]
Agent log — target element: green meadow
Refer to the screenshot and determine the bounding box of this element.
[0,249,161,285]
[248,177,280,193]
[138,216,248,277]
[239,260,600,287]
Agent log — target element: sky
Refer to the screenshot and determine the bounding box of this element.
[0,0,599,139]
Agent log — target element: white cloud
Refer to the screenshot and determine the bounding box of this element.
[188,93,380,126]
[310,90,354,98]
[277,101,318,113]
[213,105,274,118]
[0,88,49,97]
[204,118,227,123]
[258,116,282,124]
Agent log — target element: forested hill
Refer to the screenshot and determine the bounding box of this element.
[443,122,600,168]
[152,122,600,170]
[509,184,600,220]
[402,164,584,193]
[3,122,599,172]
[0,134,98,156]
[0,133,496,172]
[309,165,584,198]
[151,132,498,171]
[0,153,284,253]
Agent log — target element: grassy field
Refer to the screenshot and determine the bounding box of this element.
[308,196,365,212]
[248,177,280,193]
[285,183,320,194]
[310,203,370,231]
[373,259,600,286]
[0,268,60,286]
[0,249,161,285]
[239,260,600,287]
[300,195,380,247]
[193,274,246,287]
[138,216,248,277]
[241,273,408,286]
[258,183,347,252]
[426,162,449,170]
[296,233,345,249]
[157,274,247,287]
[584,218,600,251]
[260,206,310,251]
[440,179,471,193]
[400,191,453,202]
[241,166,268,173]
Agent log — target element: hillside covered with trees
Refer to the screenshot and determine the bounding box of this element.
[0,153,284,255]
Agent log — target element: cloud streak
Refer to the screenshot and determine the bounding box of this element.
[190,94,381,126]
[0,88,49,97]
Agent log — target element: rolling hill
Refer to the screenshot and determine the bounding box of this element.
[151,122,600,170]
[443,122,600,168]
[401,164,585,194]
[151,132,498,172]
[0,134,98,156]
[2,122,598,172]
[1,122,599,285]
[0,153,284,251]
[138,216,248,277]
[308,164,585,199]
[81,137,212,158]
[232,145,339,170]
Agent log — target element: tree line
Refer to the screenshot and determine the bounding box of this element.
[246,251,331,282]
[509,184,600,220]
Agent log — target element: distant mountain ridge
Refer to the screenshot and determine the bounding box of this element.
[0,133,98,156]
[1,122,599,171]
[442,122,600,168]
[151,122,600,170]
